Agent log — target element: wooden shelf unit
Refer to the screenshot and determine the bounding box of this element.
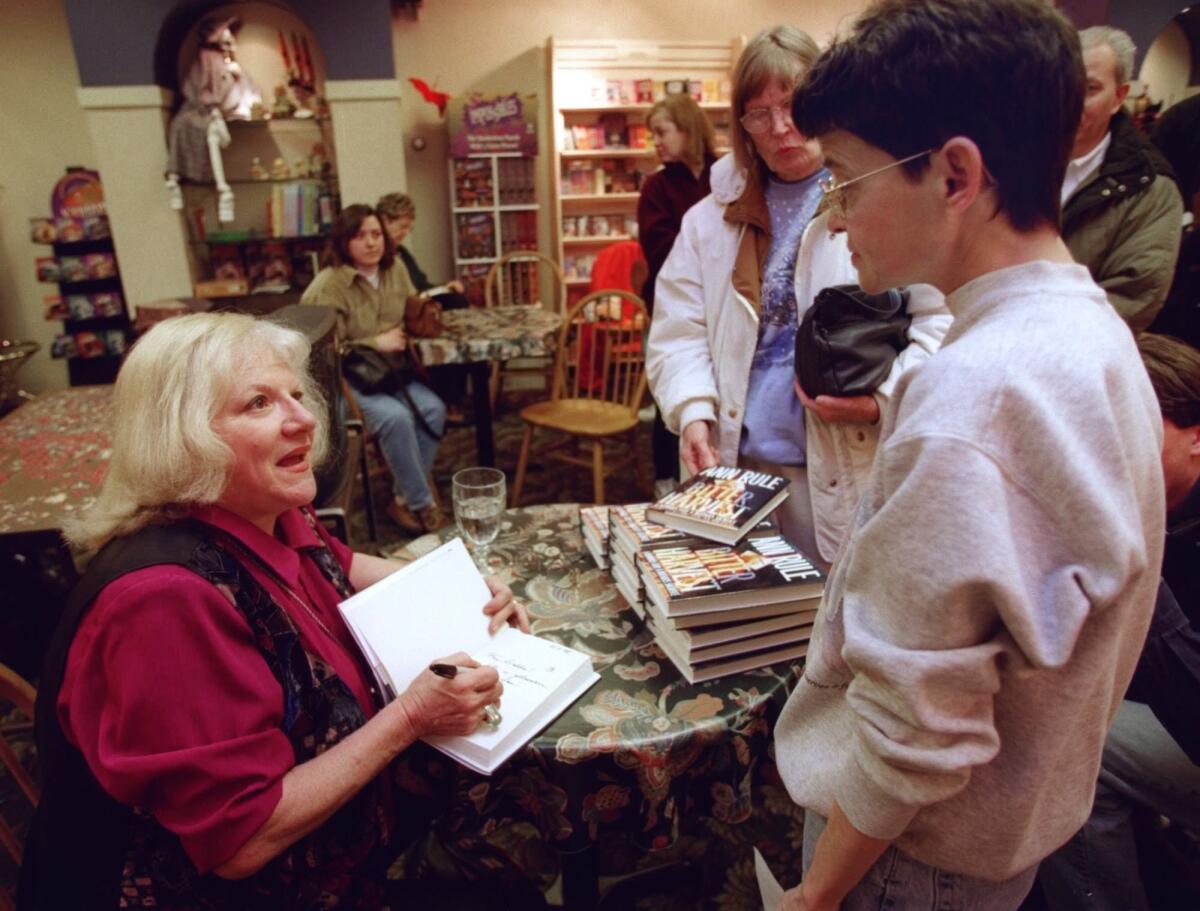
[448,152,539,307]
[547,37,740,298]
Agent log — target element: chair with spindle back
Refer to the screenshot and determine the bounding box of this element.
[510,289,649,506]
[0,663,38,911]
[483,251,566,408]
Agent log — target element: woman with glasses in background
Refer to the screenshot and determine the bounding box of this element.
[645,26,949,565]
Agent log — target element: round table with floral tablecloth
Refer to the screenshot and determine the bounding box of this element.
[388,503,806,911]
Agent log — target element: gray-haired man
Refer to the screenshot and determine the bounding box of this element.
[1061,26,1184,330]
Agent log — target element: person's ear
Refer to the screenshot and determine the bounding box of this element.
[1187,423,1200,458]
[934,136,988,213]
[1114,82,1131,112]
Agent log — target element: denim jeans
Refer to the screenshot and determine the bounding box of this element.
[350,381,445,510]
[803,813,1037,910]
[1036,700,1200,910]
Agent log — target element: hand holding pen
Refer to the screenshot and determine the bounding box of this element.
[395,652,501,738]
[430,662,502,727]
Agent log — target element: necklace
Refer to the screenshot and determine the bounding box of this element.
[212,516,382,703]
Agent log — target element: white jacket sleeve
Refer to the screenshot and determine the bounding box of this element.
[645,205,721,434]
[873,283,952,404]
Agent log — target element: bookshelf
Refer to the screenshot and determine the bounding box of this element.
[180,117,339,296]
[547,38,741,303]
[448,152,539,306]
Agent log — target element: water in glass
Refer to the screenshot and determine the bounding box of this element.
[452,467,506,562]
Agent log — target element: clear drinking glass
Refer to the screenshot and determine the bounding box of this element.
[452,467,507,568]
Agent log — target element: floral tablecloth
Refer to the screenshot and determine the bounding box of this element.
[390,504,806,909]
[412,305,561,366]
[0,386,112,536]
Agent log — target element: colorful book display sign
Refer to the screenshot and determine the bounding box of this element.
[448,92,539,157]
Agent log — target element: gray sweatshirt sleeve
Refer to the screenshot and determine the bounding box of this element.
[832,430,1118,838]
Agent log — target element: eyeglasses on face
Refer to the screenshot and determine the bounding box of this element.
[739,105,794,134]
[818,149,935,217]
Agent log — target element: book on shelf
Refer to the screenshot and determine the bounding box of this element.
[454,158,494,207]
[646,465,791,545]
[639,529,825,617]
[647,615,809,684]
[497,157,535,205]
[209,244,246,282]
[599,112,629,148]
[459,261,493,307]
[338,537,600,775]
[455,212,496,260]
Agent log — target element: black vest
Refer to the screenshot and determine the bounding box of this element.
[18,517,388,910]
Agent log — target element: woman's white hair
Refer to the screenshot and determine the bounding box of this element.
[66,312,328,556]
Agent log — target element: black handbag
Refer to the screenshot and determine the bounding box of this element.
[794,284,911,398]
[341,345,443,439]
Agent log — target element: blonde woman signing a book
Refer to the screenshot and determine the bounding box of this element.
[21,313,543,911]
[645,26,949,564]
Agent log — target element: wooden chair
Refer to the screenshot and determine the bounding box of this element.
[483,251,566,407]
[1,662,38,908]
[511,290,649,506]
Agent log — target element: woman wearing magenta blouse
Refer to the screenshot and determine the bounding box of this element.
[19,313,539,910]
[637,92,717,492]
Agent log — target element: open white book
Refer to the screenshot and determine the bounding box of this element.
[337,537,599,775]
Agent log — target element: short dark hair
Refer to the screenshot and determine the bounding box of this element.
[793,0,1084,232]
[327,204,394,271]
[1138,332,1200,428]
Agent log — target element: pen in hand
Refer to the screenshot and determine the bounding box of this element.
[429,662,479,679]
[428,663,502,727]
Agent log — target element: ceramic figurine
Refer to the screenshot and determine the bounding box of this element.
[249,157,268,180]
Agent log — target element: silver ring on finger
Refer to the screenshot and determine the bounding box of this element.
[483,704,502,728]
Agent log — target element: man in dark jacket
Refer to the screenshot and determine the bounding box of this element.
[1039,332,1200,910]
[1061,27,1184,331]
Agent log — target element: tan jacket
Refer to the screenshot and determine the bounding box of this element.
[300,262,416,347]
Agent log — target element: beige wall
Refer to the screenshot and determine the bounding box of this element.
[0,0,97,393]
[390,0,868,284]
[1138,19,1200,111]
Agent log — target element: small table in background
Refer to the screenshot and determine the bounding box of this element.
[392,504,805,910]
[411,305,562,467]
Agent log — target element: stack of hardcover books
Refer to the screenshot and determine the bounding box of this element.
[639,529,825,682]
[634,465,826,681]
[607,504,702,617]
[577,468,826,682]
[580,505,609,570]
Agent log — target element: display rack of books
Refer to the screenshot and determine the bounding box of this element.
[31,169,131,386]
[547,38,740,304]
[181,117,339,298]
[448,153,539,307]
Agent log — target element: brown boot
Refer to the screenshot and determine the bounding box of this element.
[417,503,449,532]
[386,499,423,534]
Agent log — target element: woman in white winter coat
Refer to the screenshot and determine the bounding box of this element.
[646,26,950,564]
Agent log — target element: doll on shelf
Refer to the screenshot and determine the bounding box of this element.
[164,16,262,222]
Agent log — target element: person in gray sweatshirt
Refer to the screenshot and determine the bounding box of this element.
[772,2,1165,909]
